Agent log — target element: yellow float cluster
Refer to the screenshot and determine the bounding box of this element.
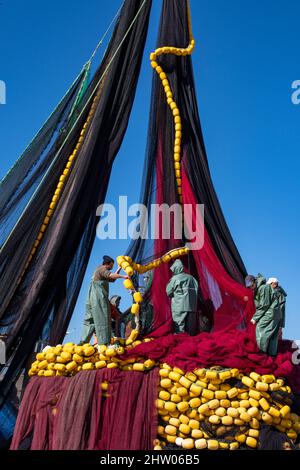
[28,347,300,450]
[28,336,155,377]
[117,247,189,317]
[149,38,195,206]
[154,365,300,450]
[118,247,189,277]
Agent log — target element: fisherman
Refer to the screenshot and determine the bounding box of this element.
[166,259,198,334]
[267,277,287,335]
[80,256,128,346]
[245,274,281,356]
[110,295,122,338]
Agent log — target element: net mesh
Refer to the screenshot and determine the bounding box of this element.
[126,0,250,337]
[0,0,152,408]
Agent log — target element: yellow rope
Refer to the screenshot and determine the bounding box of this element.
[117,246,189,325]
[118,2,195,323]
[16,2,150,285]
[186,0,194,42]
[117,246,189,277]
[149,1,195,206]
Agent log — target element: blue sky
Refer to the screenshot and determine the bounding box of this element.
[0,0,299,343]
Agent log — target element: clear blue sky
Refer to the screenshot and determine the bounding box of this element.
[0,0,299,343]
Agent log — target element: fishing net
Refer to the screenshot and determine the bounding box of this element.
[0,0,152,409]
[125,0,251,339]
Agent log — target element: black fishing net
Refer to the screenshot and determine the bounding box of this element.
[0,0,152,408]
[126,0,247,283]
[258,424,296,450]
[0,63,90,241]
[124,0,248,336]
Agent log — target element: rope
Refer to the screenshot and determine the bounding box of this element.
[3,0,148,281]
[0,0,145,248]
[186,0,194,42]
[90,2,123,61]
[117,246,190,332]
[67,61,91,122]
[116,0,196,332]
[0,1,124,190]
[18,81,106,282]
[0,64,88,188]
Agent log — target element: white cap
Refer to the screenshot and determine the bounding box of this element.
[267,277,279,285]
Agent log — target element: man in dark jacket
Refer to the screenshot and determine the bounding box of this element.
[245,274,281,356]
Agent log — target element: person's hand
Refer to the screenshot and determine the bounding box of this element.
[123,275,129,280]
[251,318,256,325]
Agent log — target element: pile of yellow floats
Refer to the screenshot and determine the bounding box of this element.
[29,342,300,450]
[28,337,154,377]
[154,364,300,450]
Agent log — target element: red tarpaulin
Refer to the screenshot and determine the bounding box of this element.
[10,369,158,450]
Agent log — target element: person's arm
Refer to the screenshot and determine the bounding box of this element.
[99,266,128,282]
[166,278,174,298]
[252,285,272,323]
[109,272,128,280]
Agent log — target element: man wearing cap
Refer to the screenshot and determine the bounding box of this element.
[245,273,281,356]
[81,256,128,345]
[267,277,287,336]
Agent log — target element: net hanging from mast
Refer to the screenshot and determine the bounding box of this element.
[0,0,152,408]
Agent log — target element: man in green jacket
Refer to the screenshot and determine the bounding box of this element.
[267,277,287,332]
[81,256,128,346]
[245,274,281,356]
[166,259,198,334]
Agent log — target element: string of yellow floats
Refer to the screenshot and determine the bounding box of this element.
[150,1,195,206]
[117,246,189,320]
[118,2,195,321]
